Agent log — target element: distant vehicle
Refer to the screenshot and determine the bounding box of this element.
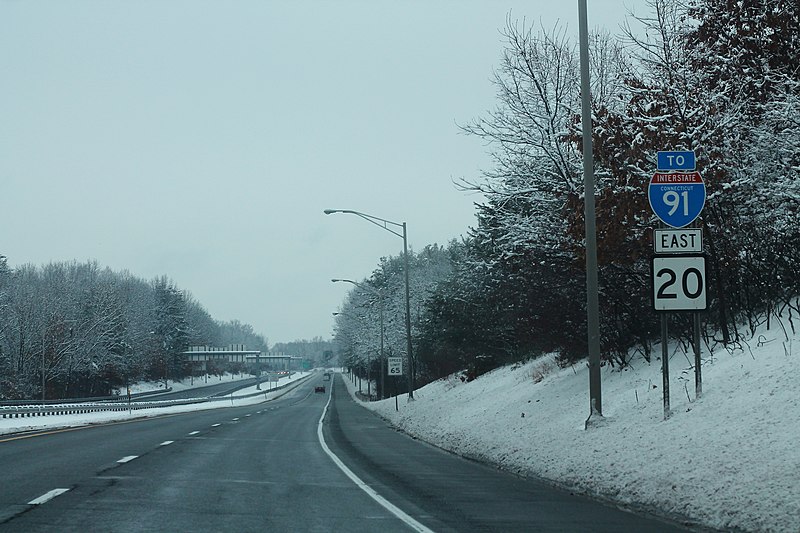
[315,385,325,393]
[323,372,331,381]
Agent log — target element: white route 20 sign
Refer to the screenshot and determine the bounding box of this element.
[651,255,707,311]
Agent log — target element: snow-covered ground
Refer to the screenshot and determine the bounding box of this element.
[344,321,799,533]
[118,371,265,395]
[0,371,312,435]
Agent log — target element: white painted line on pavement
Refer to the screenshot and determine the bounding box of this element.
[117,456,138,463]
[159,440,174,446]
[211,423,221,427]
[317,385,435,533]
[28,488,70,505]
[232,418,239,421]
[188,431,200,436]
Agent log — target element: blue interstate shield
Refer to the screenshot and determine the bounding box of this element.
[648,171,706,228]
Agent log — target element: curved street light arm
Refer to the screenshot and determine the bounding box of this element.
[331,278,383,298]
[324,209,404,239]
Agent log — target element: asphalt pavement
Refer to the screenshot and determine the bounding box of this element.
[0,372,694,532]
[323,375,692,532]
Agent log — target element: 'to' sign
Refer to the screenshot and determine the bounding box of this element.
[657,151,695,171]
[648,171,706,228]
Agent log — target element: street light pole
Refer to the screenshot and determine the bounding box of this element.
[42,331,46,404]
[332,311,368,394]
[579,0,602,421]
[332,278,386,400]
[401,222,414,400]
[325,209,415,400]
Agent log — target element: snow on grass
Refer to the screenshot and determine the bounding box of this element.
[346,322,800,532]
[117,371,258,395]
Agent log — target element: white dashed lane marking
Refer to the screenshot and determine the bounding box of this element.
[159,441,174,446]
[211,424,221,427]
[28,488,70,505]
[117,456,138,463]
[188,431,200,436]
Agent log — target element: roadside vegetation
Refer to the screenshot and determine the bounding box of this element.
[333,0,800,398]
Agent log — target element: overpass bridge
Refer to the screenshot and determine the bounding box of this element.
[182,346,304,372]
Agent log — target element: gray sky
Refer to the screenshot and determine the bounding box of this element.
[1,1,647,345]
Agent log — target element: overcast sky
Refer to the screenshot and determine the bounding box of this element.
[1,1,648,345]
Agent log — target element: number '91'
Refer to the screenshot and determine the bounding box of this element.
[663,191,689,216]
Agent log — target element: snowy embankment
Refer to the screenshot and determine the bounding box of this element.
[0,371,312,435]
[117,371,257,395]
[345,320,799,532]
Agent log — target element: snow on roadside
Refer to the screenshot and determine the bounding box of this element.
[346,322,800,532]
[117,371,258,395]
[1,372,312,436]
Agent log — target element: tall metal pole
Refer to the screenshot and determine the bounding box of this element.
[579,0,602,419]
[402,223,415,400]
[380,302,385,400]
[42,332,46,404]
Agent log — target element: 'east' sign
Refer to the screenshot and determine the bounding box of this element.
[654,228,703,254]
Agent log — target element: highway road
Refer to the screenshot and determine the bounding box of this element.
[0,374,689,532]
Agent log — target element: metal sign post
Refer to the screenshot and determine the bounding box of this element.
[694,313,702,399]
[661,314,670,419]
[387,357,403,411]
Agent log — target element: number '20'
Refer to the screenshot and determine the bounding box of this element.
[656,267,703,299]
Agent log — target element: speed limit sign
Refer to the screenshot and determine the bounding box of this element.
[387,357,403,376]
[651,255,707,311]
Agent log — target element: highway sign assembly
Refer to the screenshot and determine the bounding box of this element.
[387,357,403,376]
[654,228,703,254]
[648,171,706,228]
[651,255,707,311]
[649,150,707,418]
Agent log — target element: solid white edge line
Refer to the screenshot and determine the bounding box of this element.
[316,387,435,533]
[117,455,138,463]
[28,488,70,505]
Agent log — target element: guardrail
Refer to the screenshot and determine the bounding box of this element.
[0,388,173,407]
[1,373,311,419]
